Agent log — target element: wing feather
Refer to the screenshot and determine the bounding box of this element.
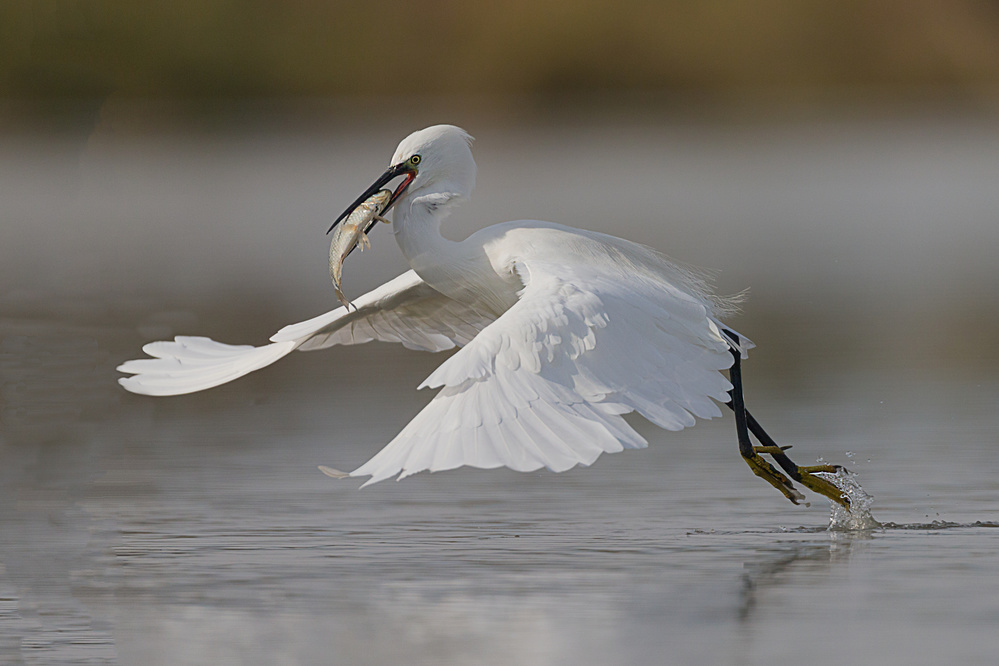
[276,270,490,352]
[346,254,748,485]
[118,270,493,396]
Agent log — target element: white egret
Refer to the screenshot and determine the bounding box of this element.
[118,125,847,506]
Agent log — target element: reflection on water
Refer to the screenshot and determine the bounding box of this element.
[738,539,856,623]
[3,119,999,664]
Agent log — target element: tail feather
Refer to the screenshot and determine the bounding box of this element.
[117,335,297,396]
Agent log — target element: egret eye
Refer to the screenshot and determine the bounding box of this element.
[410,154,422,166]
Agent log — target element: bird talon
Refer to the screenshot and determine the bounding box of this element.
[743,452,806,504]
[796,467,850,508]
[798,463,842,474]
[753,445,791,456]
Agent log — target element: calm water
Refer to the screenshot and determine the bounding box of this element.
[3,117,999,664]
[3,324,999,665]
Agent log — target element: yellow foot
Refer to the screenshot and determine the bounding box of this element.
[743,452,807,505]
[753,445,791,456]
[794,465,850,508]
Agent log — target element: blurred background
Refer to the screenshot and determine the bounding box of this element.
[5,1,999,110]
[3,3,999,662]
[2,0,999,367]
[4,0,999,505]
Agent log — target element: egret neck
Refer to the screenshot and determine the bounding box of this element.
[391,191,459,271]
[392,190,513,315]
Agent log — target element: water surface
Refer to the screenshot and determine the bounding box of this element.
[3,119,999,664]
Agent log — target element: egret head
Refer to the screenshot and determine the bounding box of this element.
[329,125,476,233]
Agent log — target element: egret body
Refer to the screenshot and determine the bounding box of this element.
[118,125,847,505]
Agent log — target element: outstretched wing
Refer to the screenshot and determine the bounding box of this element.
[344,256,749,486]
[270,270,489,352]
[117,270,494,396]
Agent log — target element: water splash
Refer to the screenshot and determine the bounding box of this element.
[816,466,881,531]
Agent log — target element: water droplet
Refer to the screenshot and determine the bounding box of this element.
[819,467,881,532]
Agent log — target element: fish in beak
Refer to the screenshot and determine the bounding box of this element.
[328,189,392,308]
[324,158,419,308]
[327,161,418,235]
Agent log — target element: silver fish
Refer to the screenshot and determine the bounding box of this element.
[329,188,392,308]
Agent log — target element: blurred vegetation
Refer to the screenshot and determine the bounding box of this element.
[3,0,999,112]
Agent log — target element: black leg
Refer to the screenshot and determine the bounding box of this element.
[722,330,849,507]
[724,333,805,504]
[726,340,755,460]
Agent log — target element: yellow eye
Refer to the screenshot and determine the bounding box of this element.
[410,154,422,166]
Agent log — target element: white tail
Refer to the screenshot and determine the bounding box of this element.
[117,336,297,396]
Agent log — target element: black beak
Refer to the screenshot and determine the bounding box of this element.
[327,162,417,234]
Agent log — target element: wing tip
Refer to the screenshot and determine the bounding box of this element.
[317,465,351,479]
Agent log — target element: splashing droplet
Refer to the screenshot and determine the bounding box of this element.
[816,467,881,531]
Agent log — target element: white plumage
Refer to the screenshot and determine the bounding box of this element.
[118,125,751,487]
